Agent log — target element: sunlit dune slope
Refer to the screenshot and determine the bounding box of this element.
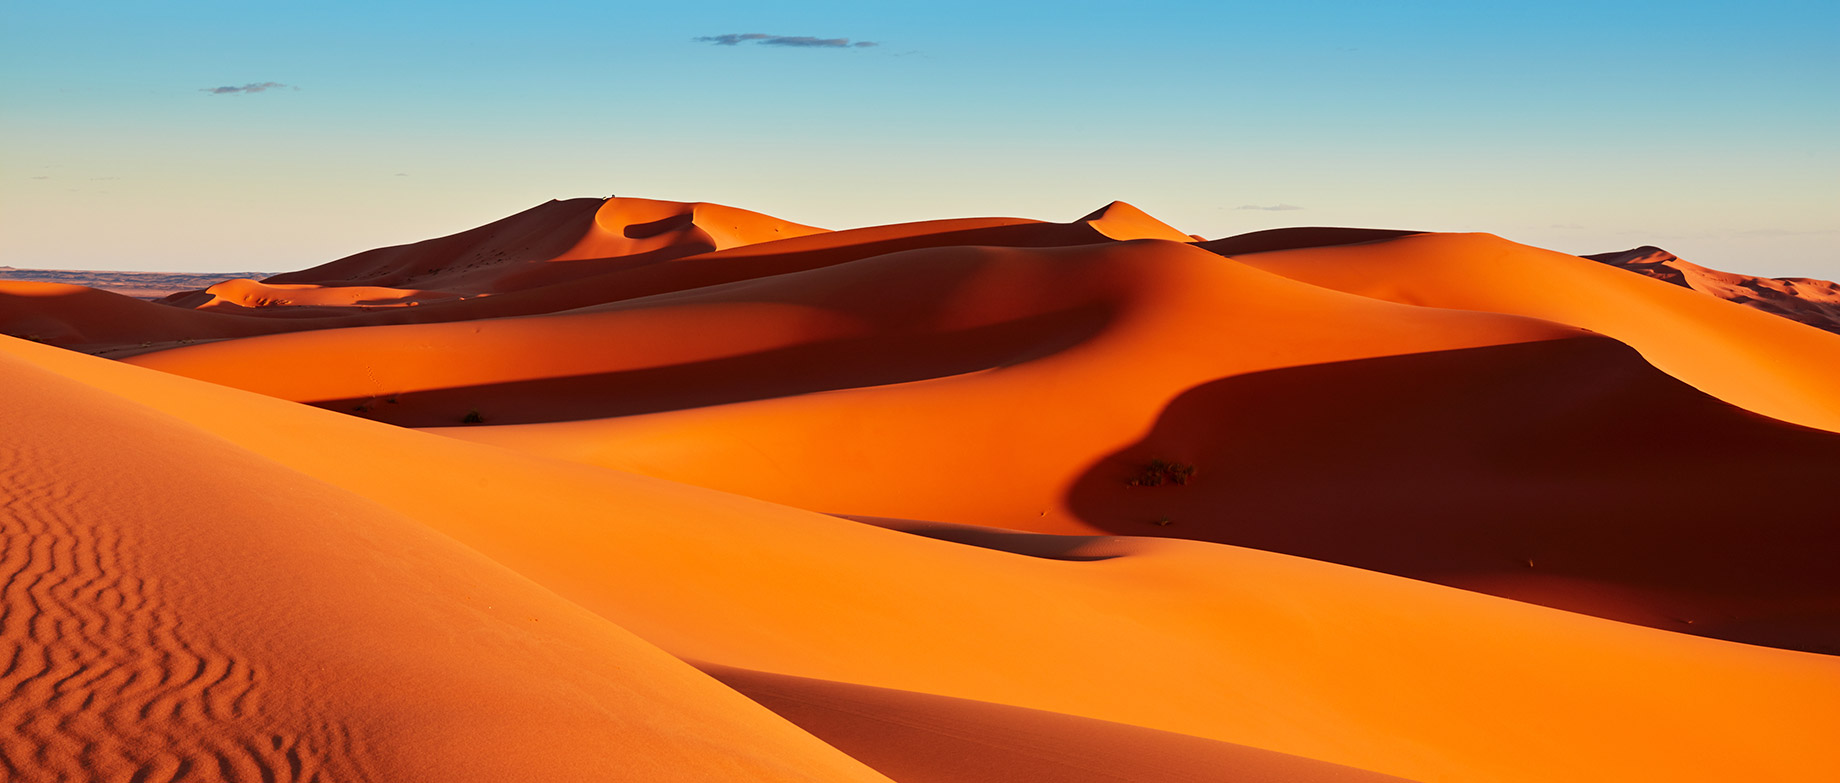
[1220,232,1840,433]
[123,239,1574,423]
[285,238,1837,652]
[0,281,277,351]
[703,665,1415,783]
[1078,200,1196,242]
[1,199,1190,356]
[9,337,1839,783]
[1196,227,1422,256]
[116,238,1840,650]
[1587,245,1840,335]
[0,338,890,782]
[161,279,467,314]
[261,196,828,294]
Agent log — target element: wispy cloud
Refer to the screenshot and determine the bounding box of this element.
[695,33,877,48]
[200,82,295,95]
[1234,204,1304,212]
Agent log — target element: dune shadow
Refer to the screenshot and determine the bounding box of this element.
[700,663,1416,783]
[833,515,1124,562]
[319,304,1115,426]
[1196,227,1422,256]
[1062,336,1840,652]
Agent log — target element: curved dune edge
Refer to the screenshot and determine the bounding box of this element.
[8,336,1839,783]
[121,239,1578,421]
[1219,232,1840,433]
[0,340,890,782]
[702,664,1417,783]
[4,199,1197,356]
[1586,245,1840,335]
[226,238,1839,652]
[118,239,1840,651]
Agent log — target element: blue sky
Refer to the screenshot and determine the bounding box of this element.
[3,1,1835,276]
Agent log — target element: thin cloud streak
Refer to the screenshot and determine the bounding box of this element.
[695,33,877,48]
[1235,204,1304,212]
[201,82,295,95]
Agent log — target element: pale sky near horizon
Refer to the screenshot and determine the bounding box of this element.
[3,0,1835,277]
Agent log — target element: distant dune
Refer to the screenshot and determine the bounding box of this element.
[1586,245,1840,334]
[0,267,268,300]
[4,196,1836,782]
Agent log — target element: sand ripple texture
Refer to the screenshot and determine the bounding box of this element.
[2,196,1839,782]
[0,444,354,781]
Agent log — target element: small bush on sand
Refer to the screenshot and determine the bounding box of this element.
[1127,459,1196,487]
[462,409,484,424]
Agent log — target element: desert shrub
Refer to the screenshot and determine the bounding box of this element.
[1128,459,1196,487]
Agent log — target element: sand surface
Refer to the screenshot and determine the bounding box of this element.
[5,196,1837,781]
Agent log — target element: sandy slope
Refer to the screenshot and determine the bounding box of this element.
[0,337,890,782]
[1221,232,1840,433]
[11,336,1840,782]
[1587,245,1840,335]
[10,196,1840,781]
[123,237,1837,650]
[261,196,829,294]
[1,199,1187,357]
[704,665,1414,783]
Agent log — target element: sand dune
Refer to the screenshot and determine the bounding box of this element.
[1221,232,1840,433]
[1,197,1183,356]
[704,665,1415,783]
[7,195,1839,781]
[0,267,264,300]
[121,235,1828,649]
[0,338,888,782]
[10,335,1840,782]
[262,196,828,294]
[1587,245,1840,335]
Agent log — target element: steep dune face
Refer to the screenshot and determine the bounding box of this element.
[10,337,1839,783]
[0,199,1179,356]
[260,196,828,295]
[11,195,1840,781]
[1587,245,1840,335]
[1222,232,1840,434]
[116,237,1840,650]
[0,281,277,351]
[704,666,1417,783]
[0,338,889,782]
[1078,200,1197,242]
[162,278,467,314]
[123,239,1577,428]
[1198,226,1422,256]
[391,241,1836,652]
[261,198,604,290]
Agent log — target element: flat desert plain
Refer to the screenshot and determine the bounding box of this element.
[2,196,1837,782]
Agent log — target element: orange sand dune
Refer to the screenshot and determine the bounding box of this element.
[1220,232,1840,433]
[1197,226,1422,256]
[161,278,468,314]
[8,335,1838,783]
[122,238,1575,426]
[116,238,1840,649]
[0,338,888,782]
[261,196,828,294]
[0,280,278,352]
[705,665,1415,783]
[1078,200,1196,242]
[1588,245,1840,334]
[13,195,1840,781]
[3,198,1190,356]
